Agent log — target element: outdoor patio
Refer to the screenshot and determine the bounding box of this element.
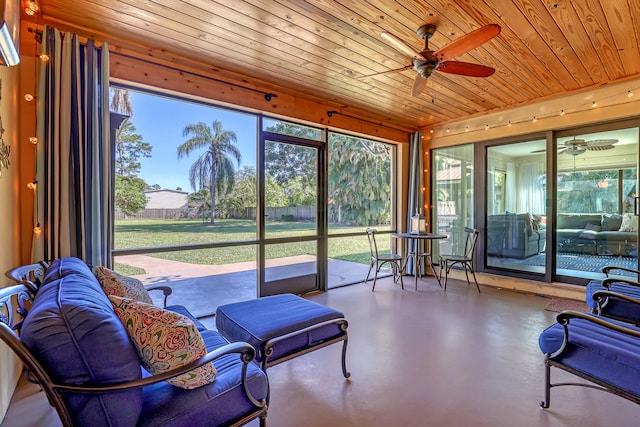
[117,255,376,318]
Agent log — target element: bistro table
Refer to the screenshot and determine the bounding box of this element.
[392,232,448,289]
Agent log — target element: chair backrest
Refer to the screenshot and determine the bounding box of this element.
[366,228,379,260]
[463,227,480,259]
[0,284,73,426]
[5,261,49,290]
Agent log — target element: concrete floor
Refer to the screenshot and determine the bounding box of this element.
[3,276,639,426]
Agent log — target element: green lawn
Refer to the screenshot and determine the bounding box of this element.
[114,219,383,271]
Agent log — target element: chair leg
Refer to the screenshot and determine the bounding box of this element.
[469,264,480,293]
[443,261,449,291]
[365,261,374,284]
[371,264,379,291]
[398,263,404,290]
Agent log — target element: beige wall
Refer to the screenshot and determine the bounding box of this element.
[0,60,24,419]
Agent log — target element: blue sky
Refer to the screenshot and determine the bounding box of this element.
[127,90,258,192]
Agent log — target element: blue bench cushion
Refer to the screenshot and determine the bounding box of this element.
[586,279,640,322]
[539,317,640,398]
[21,257,143,426]
[138,330,268,427]
[216,294,345,363]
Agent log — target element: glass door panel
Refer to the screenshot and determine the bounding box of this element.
[486,139,547,274]
[264,141,317,238]
[432,144,474,261]
[260,136,322,296]
[555,127,639,281]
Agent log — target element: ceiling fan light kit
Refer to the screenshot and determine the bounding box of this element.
[378,23,501,96]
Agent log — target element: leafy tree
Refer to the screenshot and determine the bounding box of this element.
[264,122,317,186]
[112,119,151,216]
[115,120,152,177]
[328,135,391,225]
[216,166,287,213]
[115,176,147,217]
[177,120,241,223]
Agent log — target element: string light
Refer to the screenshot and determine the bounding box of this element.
[30,21,45,237]
[432,85,639,136]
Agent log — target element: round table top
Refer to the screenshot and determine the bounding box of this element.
[392,232,448,240]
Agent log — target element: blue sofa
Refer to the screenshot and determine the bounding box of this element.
[539,310,640,407]
[0,257,268,426]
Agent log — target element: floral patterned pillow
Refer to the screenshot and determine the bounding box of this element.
[108,295,217,389]
[93,266,153,305]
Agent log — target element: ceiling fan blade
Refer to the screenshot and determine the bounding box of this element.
[381,31,427,60]
[411,75,427,96]
[357,64,414,79]
[436,61,495,77]
[434,24,501,62]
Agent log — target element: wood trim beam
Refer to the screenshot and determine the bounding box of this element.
[110,52,411,144]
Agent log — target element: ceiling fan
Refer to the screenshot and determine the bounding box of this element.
[366,23,501,96]
[534,138,619,156]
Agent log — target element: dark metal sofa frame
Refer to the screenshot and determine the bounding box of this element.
[540,310,640,409]
[1,264,267,427]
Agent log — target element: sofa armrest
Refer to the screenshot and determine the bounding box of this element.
[549,310,640,358]
[592,290,640,315]
[145,285,173,307]
[49,341,266,408]
[602,277,640,290]
[603,265,640,277]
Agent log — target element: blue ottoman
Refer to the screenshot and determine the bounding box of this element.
[216,294,350,378]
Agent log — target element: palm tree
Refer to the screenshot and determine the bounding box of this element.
[177,120,241,223]
[110,88,134,117]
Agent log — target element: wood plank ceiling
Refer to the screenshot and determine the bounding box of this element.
[27,0,640,132]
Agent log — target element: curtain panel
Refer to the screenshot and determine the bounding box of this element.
[32,26,111,266]
[405,131,423,275]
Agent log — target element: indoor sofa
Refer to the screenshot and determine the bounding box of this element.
[0,257,268,427]
[557,213,637,256]
[486,213,546,259]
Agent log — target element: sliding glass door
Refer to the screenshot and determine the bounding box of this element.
[431,144,474,261]
[554,126,639,281]
[485,139,547,275]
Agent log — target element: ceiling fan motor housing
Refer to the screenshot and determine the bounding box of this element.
[413,54,438,78]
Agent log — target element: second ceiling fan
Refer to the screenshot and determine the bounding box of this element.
[376,23,501,96]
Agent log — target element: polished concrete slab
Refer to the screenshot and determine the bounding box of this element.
[3,277,639,426]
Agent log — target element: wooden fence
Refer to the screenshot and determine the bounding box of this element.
[115,206,317,221]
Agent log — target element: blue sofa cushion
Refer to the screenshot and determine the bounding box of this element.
[586,279,640,323]
[138,330,268,427]
[539,317,640,398]
[21,257,143,426]
[216,293,345,362]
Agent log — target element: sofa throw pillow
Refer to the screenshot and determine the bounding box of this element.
[108,295,217,389]
[618,213,638,232]
[578,223,601,240]
[93,266,154,305]
[601,213,623,231]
